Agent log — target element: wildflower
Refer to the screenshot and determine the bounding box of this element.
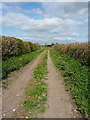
[25,117,29,119]
[12,109,16,112]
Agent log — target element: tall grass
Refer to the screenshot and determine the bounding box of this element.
[52,42,89,65]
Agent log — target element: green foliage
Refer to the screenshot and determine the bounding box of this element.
[16,38,25,55]
[23,52,48,115]
[50,49,89,118]
[23,81,47,111]
[2,49,44,80]
[33,53,48,80]
[52,42,89,66]
[2,36,41,60]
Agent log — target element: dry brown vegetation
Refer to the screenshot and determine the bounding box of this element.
[1,36,41,60]
[52,42,89,65]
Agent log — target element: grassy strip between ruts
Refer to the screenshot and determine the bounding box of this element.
[2,49,44,88]
[23,51,48,118]
[50,49,89,118]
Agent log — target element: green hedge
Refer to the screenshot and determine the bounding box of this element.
[2,36,41,60]
[52,42,89,66]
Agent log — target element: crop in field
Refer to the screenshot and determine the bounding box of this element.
[50,49,89,118]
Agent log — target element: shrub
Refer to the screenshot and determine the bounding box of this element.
[2,36,41,60]
[52,42,89,65]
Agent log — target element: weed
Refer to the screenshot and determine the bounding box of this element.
[2,49,44,82]
[39,105,46,113]
[23,51,48,116]
[52,42,89,65]
[50,49,89,118]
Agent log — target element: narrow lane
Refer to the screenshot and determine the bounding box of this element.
[38,50,81,118]
[2,51,45,118]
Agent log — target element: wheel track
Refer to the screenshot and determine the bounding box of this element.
[2,51,46,118]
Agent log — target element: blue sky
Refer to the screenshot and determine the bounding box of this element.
[1,2,88,45]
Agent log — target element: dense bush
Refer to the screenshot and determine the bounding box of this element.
[52,42,89,65]
[2,36,41,60]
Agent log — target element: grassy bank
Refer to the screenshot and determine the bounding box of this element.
[52,42,89,66]
[23,51,48,118]
[2,49,44,81]
[50,49,89,118]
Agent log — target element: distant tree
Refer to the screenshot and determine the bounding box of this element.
[51,43,54,45]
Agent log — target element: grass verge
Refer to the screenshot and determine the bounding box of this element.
[50,49,89,118]
[2,49,44,88]
[23,51,48,118]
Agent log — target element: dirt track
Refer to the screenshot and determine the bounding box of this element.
[2,51,45,118]
[38,51,81,118]
[2,50,82,118]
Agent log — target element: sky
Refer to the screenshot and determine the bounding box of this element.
[0,1,88,45]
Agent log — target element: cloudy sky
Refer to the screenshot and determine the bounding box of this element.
[1,2,88,44]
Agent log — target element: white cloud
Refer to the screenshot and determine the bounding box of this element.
[24,8,43,15]
[0,3,2,29]
[55,32,79,37]
[2,2,88,44]
[0,2,2,9]
[53,37,73,41]
[2,11,86,43]
[71,33,79,36]
[2,3,43,17]
[42,2,88,19]
[3,12,80,32]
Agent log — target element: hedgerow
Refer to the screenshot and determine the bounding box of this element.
[52,42,89,65]
[2,36,41,60]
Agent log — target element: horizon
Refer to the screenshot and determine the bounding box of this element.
[1,35,88,46]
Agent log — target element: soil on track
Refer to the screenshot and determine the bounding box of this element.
[2,51,45,118]
[2,50,82,118]
[38,51,82,118]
